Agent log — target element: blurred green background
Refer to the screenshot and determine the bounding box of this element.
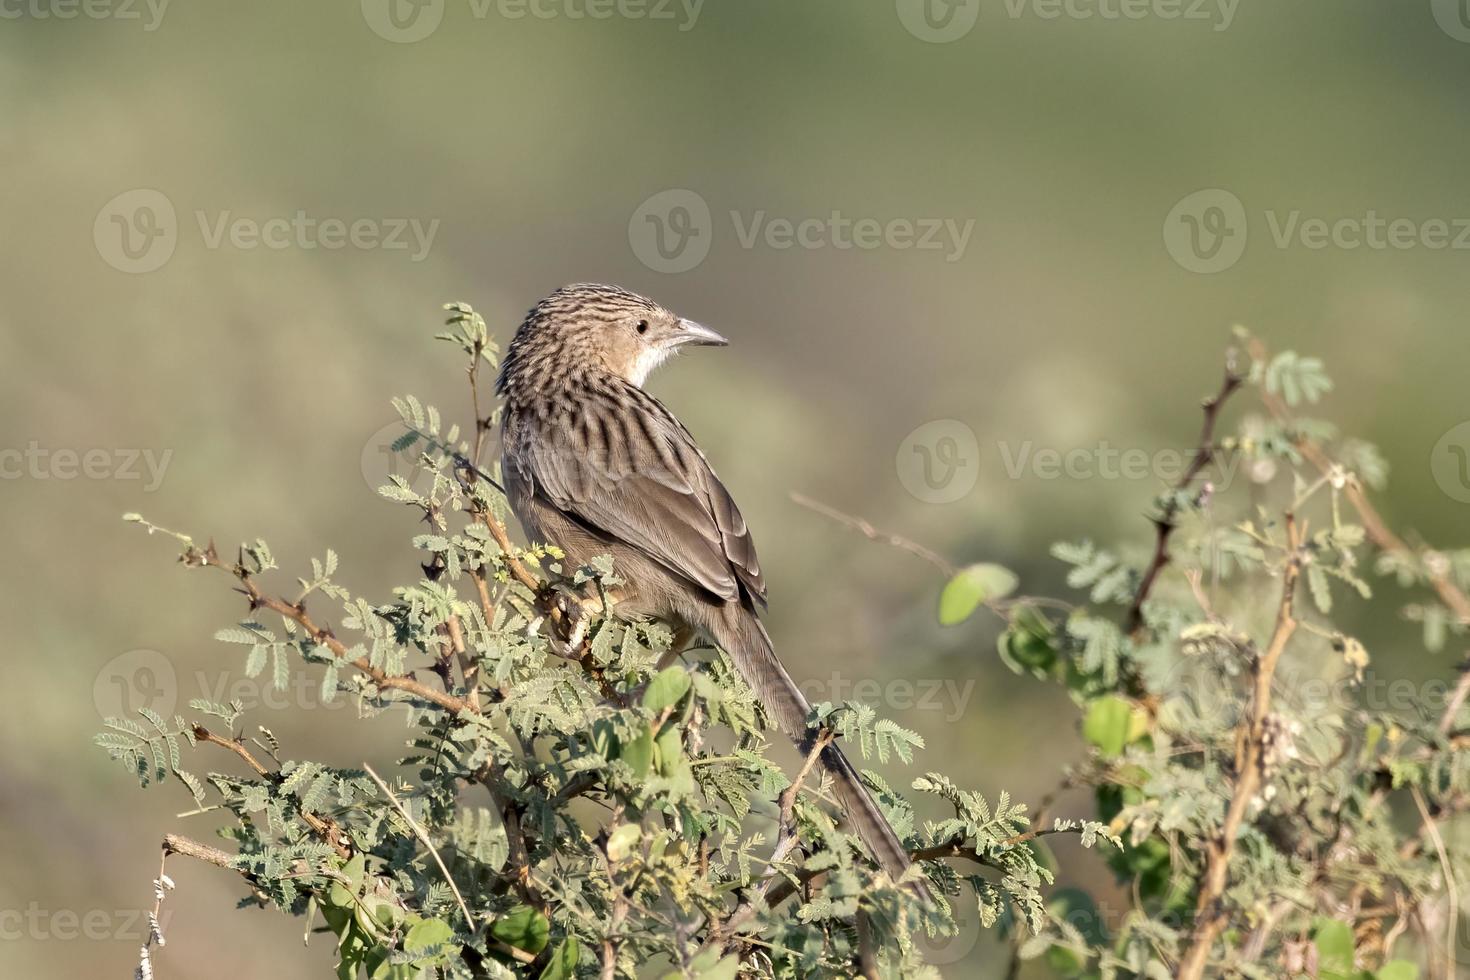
[4,0,1470,975]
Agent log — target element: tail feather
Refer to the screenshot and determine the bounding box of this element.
[709,609,929,900]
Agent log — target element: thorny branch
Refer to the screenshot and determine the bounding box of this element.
[1124,356,1246,637]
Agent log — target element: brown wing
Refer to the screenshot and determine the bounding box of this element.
[509,384,766,606]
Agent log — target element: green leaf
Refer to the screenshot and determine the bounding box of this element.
[643,666,692,713]
[1376,961,1418,980]
[1082,696,1137,758]
[654,723,684,775]
[327,854,366,909]
[939,563,1018,625]
[1313,917,1355,976]
[621,725,654,778]
[491,905,550,955]
[539,938,580,980]
[695,956,741,980]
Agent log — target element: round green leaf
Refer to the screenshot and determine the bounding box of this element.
[1082,696,1134,757]
[491,905,550,955]
[939,563,1018,625]
[643,666,692,713]
[403,914,454,953]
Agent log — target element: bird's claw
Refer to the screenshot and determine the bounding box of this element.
[545,587,590,656]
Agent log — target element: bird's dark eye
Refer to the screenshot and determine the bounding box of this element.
[635,320,649,334]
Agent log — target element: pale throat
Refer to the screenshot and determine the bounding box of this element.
[626,345,673,387]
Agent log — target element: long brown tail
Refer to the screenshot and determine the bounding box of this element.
[709,607,927,898]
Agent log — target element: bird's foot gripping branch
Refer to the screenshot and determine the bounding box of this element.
[98,303,1115,980]
[97,307,1469,979]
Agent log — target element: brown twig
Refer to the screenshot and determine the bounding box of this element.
[192,723,272,777]
[790,491,956,575]
[1124,359,1245,636]
[444,614,482,713]
[163,832,238,869]
[1176,515,1304,980]
[192,723,350,858]
[183,542,477,717]
[466,333,492,471]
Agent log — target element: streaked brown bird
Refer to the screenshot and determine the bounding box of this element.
[497,283,919,890]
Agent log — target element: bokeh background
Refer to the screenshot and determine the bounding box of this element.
[4,0,1470,975]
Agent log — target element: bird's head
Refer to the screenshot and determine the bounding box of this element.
[497,283,727,397]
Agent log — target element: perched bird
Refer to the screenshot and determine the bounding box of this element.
[497,283,920,891]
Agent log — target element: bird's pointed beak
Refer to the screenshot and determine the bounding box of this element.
[674,318,729,348]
